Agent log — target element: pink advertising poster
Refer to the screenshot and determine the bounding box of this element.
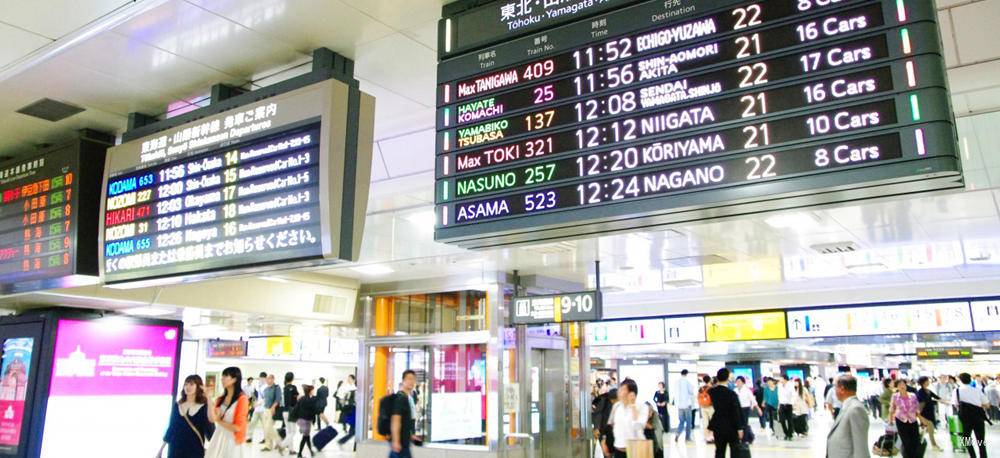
[48,319,179,396]
[0,338,33,454]
[41,319,180,457]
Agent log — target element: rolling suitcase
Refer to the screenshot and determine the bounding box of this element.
[871,432,897,457]
[312,425,338,450]
[946,415,964,452]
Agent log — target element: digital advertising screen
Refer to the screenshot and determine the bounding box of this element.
[785,368,805,381]
[730,366,755,388]
[39,319,180,458]
[435,0,961,248]
[0,338,33,455]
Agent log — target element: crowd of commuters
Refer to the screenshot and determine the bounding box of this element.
[158,369,357,458]
[590,370,998,458]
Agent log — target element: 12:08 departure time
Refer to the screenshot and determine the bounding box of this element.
[447,2,887,126]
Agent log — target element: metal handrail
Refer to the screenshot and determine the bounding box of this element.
[505,433,535,458]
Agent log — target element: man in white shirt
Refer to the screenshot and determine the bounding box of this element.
[734,376,761,438]
[986,379,1000,422]
[245,371,268,444]
[673,369,696,443]
[937,375,956,418]
[606,379,650,458]
[953,373,990,458]
[825,381,843,419]
[777,375,795,440]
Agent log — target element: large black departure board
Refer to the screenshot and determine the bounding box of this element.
[435,0,962,248]
[101,78,375,286]
[0,135,109,293]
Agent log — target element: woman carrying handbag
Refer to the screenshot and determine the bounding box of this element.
[889,379,924,458]
[158,375,213,458]
[205,367,249,458]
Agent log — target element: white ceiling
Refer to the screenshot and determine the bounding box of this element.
[2,0,1000,318]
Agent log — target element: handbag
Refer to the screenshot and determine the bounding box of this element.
[626,439,653,458]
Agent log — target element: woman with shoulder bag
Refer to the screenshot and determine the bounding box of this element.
[791,378,812,437]
[889,379,923,458]
[205,367,249,458]
[159,375,213,458]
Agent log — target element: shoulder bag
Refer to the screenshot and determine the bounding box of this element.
[179,404,205,448]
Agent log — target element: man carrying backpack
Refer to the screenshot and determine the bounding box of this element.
[380,370,418,458]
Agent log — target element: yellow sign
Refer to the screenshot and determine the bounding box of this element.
[266,336,293,355]
[705,311,787,342]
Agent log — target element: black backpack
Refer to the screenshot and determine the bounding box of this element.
[593,389,617,434]
[376,393,399,436]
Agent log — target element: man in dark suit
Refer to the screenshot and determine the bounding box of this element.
[708,368,745,458]
[315,377,330,428]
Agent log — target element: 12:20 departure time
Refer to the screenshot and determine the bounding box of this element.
[448,132,903,225]
[445,97,900,201]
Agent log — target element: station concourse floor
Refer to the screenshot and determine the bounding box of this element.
[664,411,1000,458]
[242,412,1000,457]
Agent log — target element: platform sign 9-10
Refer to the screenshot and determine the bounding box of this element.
[434,0,962,248]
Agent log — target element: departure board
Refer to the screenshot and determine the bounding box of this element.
[435,0,962,248]
[0,136,108,294]
[101,78,375,286]
[0,154,78,291]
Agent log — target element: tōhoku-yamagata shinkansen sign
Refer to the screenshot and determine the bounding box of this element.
[435,0,961,248]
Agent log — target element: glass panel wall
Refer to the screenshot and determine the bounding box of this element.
[370,291,487,337]
[363,288,494,452]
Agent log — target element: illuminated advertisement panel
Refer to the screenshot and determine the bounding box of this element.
[0,338,32,455]
[40,319,180,458]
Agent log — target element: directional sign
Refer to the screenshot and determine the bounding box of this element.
[971,300,1000,332]
[512,290,602,324]
[705,311,786,341]
[588,318,665,346]
[662,316,707,343]
[787,301,973,338]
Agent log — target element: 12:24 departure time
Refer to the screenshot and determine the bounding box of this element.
[447,132,903,225]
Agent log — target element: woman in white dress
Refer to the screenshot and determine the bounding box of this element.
[205,366,249,458]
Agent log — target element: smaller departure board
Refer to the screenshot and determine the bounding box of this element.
[101,78,375,286]
[0,135,109,293]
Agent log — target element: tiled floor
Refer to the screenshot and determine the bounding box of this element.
[241,414,1000,457]
[243,424,355,458]
[664,412,1000,458]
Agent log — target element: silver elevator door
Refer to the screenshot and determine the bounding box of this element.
[529,348,568,458]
